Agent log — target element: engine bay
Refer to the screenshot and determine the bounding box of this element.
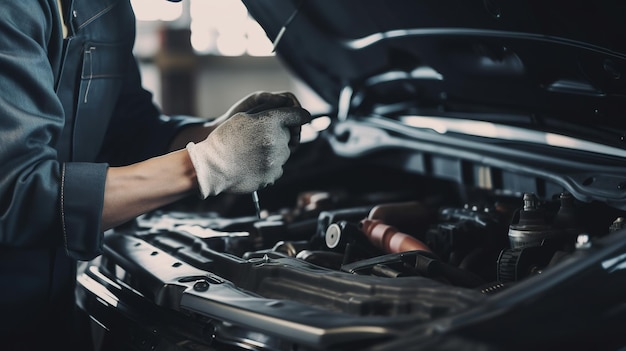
[78,116,626,350]
[133,176,619,296]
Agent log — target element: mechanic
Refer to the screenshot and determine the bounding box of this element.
[0,1,311,350]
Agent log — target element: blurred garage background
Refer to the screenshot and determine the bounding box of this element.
[131,0,328,118]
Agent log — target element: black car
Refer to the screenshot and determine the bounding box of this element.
[77,1,626,350]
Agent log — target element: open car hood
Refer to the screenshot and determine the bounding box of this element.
[244,0,626,144]
[74,2,626,351]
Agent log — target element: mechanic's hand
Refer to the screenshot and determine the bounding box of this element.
[208,91,301,128]
[186,101,311,198]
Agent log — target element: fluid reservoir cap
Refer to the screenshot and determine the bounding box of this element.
[325,223,342,249]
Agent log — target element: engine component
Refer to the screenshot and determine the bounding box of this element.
[325,221,355,249]
[324,220,372,250]
[496,244,558,282]
[291,190,346,220]
[312,206,373,250]
[507,193,560,249]
[295,250,345,269]
[359,218,432,254]
[424,203,508,276]
[342,250,485,288]
[609,217,626,233]
[322,220,381,265]
[367,200,434,236]
[575,234,592,250]
[552,192,585,247]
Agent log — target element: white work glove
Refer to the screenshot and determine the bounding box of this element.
[207,91,301,129]
[186,93,311,198]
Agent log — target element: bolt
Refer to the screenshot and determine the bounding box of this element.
[523,193,538,211]
[193,280,210,292]
[610,217,626,233]
[575,234,591,249]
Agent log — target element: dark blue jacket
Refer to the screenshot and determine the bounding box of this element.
[0,0,201,347]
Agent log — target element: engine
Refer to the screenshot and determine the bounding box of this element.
[81,121,626,350]
[131,183,623,296]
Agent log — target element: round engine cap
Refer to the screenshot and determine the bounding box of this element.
[325,223,342,249]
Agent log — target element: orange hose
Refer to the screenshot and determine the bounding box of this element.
[359,219,432,254]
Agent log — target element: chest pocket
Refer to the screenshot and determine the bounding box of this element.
[72,41,127,162]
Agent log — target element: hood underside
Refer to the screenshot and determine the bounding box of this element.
[244,0,626,138]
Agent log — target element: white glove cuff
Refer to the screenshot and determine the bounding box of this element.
[186,141,213,199]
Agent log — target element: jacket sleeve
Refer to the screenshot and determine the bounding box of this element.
[0,1,108,259]
[96,55,206,167]
[59,52,206,258]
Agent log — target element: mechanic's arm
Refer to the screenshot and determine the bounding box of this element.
[101,92,310,231]
[101,150,196,230]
